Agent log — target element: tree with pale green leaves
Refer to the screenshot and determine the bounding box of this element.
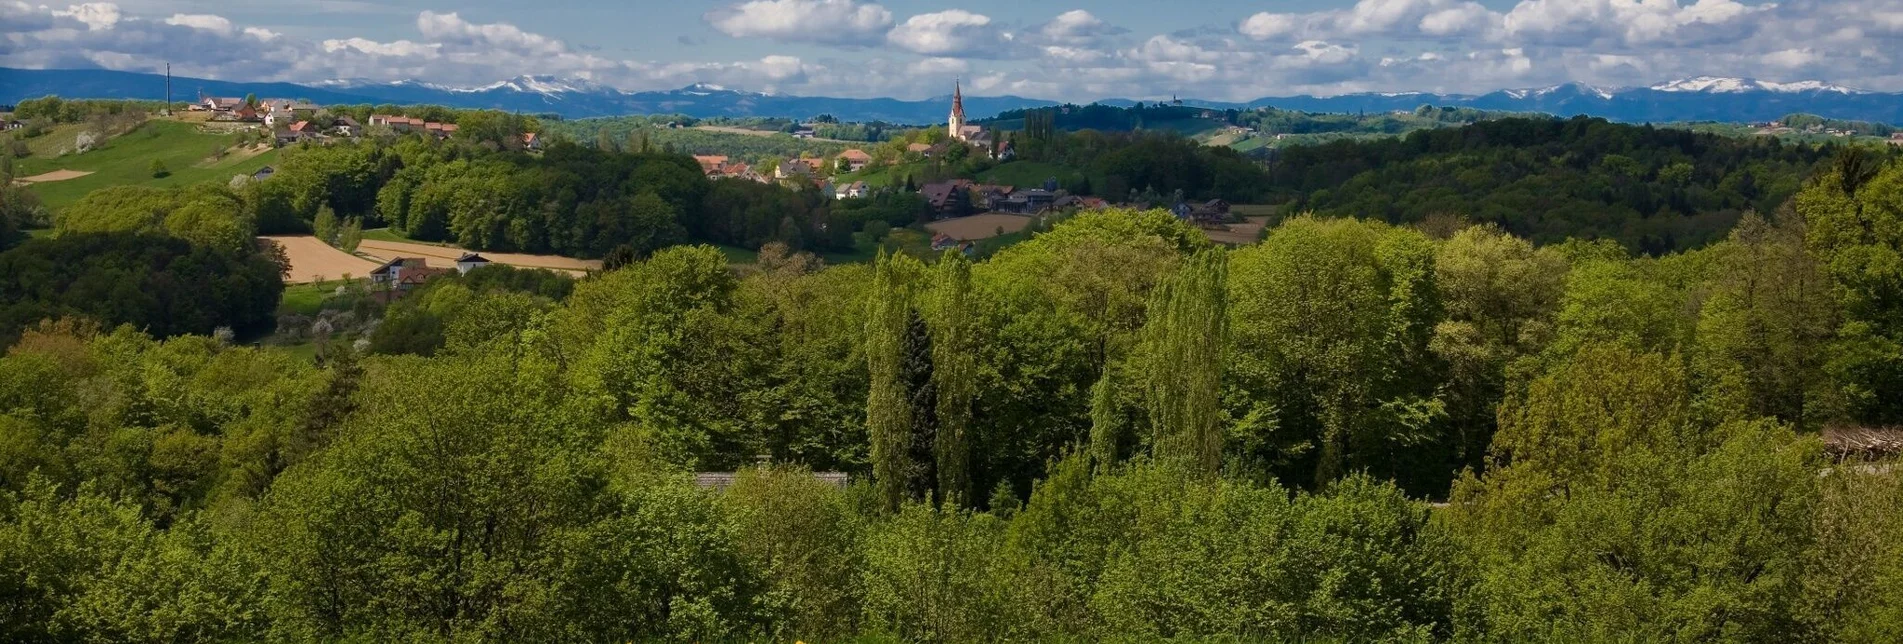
[1138,249,1227,476]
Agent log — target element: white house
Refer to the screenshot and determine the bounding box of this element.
[455,253,493,275]
[833,181,869,200]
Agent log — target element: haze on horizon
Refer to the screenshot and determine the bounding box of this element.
[2,0,1899,102]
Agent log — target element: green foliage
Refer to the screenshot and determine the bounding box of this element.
[1448,345,1823,641]
[1137,250,1227,475]
[1227,217,1446,492]
[0,233,283,345]
[1798,154,1903,424]
[3,202,1903,641]
[57,183,256,253]
[1278,116,1836,253]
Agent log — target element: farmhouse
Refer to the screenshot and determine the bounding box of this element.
[369,115,460,138]
[995,188,1057,215]
[202,96,243,112]
[836,149,873,172]
[455,253,492,275]
[971,184,1015,210]
[521,132,542,150]
[775,158,825,179]
[369,257,451,301]
[834,180,869,200]
[921,180,974,217]
[694,155,730,175]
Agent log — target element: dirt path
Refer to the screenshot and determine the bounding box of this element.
[14,169,93,184]
[926,214,1033,240]
[357,239,601,276]
[262,235,384,284]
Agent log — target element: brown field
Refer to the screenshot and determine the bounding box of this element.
[263,235,383,284]
[15,169,93,183]
[357,239,601,276]
[1203,216,1272,246]
[926,213,1033,241]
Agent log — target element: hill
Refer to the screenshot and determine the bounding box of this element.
[13,118,278,211]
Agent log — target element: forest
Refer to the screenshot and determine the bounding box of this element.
[1,146,1902,640]
[1270,116,1879,253]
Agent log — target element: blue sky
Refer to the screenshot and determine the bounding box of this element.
[5,1,1901,100]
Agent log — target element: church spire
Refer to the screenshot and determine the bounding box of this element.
[951,78,965,120]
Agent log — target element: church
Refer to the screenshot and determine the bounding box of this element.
[947,81,985,144]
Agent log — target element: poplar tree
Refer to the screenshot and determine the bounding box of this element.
[866,251,922,511]
[1140,249,1227,476]
[929,253,975,507]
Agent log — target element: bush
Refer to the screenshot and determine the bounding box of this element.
[148,159,168,178]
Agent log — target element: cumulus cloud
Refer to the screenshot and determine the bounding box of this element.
[1037,10,1126,45]
[163,14,232,35]
[416,11,569,56]
[886,9,1016,58]
[704,0,892,44]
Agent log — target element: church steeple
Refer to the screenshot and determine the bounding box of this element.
[949,78,969,141]
[951,79,965,120]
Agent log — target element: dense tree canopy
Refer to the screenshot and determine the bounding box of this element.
[1273,116,1859,253]
[0,233,283,346]
[2,149,1902,640]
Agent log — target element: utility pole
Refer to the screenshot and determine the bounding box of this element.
[164,63,172,115]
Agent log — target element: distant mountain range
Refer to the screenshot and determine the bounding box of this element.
[5,68,1902,125]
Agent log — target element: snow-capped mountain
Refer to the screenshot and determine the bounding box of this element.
[5,68,1901,125]
[1650,76,1866,95]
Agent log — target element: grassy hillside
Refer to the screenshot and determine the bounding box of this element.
[16,119,279,211]
[976,161,1101,190]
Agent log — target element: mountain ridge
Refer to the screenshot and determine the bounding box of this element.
[5,67,1901,125]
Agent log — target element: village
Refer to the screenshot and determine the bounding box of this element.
[688,82,1261,255]
[188,94,543,150]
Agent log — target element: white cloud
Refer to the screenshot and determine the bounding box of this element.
[1762,48,1823,69]
[704,0,892,44]
[52,2,121,30]
[163,14,231,35]
[910,57,970,76]
[1240,13,1301,41]
[322,37,440,58]
[886,9,1014,58]
[1037,10,1125,45]
[416,11,567,56]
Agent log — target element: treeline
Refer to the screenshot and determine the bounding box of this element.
[541,117,857,162]
[1272,116,1861,253]
[988,102,1505,136]
[0,232,283,346]
[4,177,285,344]
[9,95,160,124]
[991,127,1275,203]
[246,134,880,256]
[2,154,1901,640]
